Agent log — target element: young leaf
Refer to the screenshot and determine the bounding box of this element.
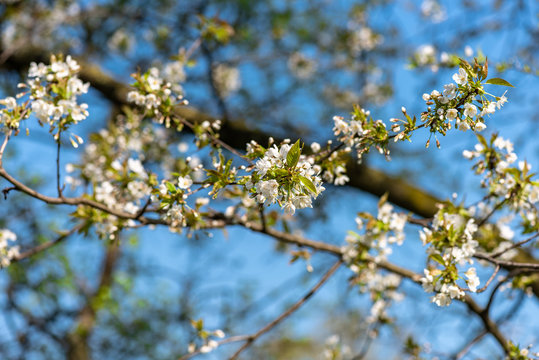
[299,175,317,194]
[429,253,446,266]
[378,192,389,209]
[287,140,301,168]
[165,181,176,193]
[476,133,487,148]
[485,78,514,87]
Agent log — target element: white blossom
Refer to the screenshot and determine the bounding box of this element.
[465,267,480,292]
[452,68,468,85]
[178,175,193,189]
[0,229,19,268]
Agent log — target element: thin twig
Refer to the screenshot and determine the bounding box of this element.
[474,252,539,270]
[351,324,377,360]
[228,215,423,282]
[184,37,202,61]
[56,132,65,199]
[476,200,506,227]
[178,117,252,164]
[475,265,500,293]
[490,232,539,258]
[2,186,16,200]
[178,335,250,360]
[258,204,266,233]
[484,269,528,315]
[226,215,511,355]
[0,130,12,165]
[13,223,84,262]
[454,330,488,360]
[228,260,343,360]
[317,142,344,163]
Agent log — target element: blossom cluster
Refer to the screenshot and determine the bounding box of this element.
[419,206,481,306]
[341,199,407,325]
[107,28,134,53]
[127,61,223,150]
[348,26,382,54]
[2,2,81,54]
[192,119,222,149]
[322,335,353,360]
[506,342,539,360]
[467,201,520,260]
[0,96,27,132]
[421,0,447,23]
[187,319,225,355]
[417,60,510,145]
[412,44,437,68]
[82,155,151,240]
[289,139,352,187]
[342,198,408,267]
[359,269,403,325]
[155,174,196,229]
[418,134,539,307]
[332,105,390,164]
[127,66,188,127]
[66,101,216,236]
[68,114,167,239]
[409,43,474,72]
[212,64,241,97]
[288,52,317,80]
[463,134,539,219]
[1,55,89,145]
[346,8,383,55]
[247,140,325,215]
[410,44,461,71]
[26,55,89,141]
[0,229,19,268]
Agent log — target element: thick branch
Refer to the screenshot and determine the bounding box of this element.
[463,294,510,354]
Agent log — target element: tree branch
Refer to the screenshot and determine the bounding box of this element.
[13,223,84,262]
[474,252,539,270]
[0,46,439,218]
[0,163,164,225]
[227,260,343,360]
[226,215,511,356]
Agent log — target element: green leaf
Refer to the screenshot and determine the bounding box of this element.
[299,175,317,194]
[429,253,446,266]
[287,140,301,168]
[272,168,289,177]
[165,181,176,193]
[159,200,171,210]
[485,78,514,87]
[224,159,233,174]
[476,133,487,148]
[191,318,204,331]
